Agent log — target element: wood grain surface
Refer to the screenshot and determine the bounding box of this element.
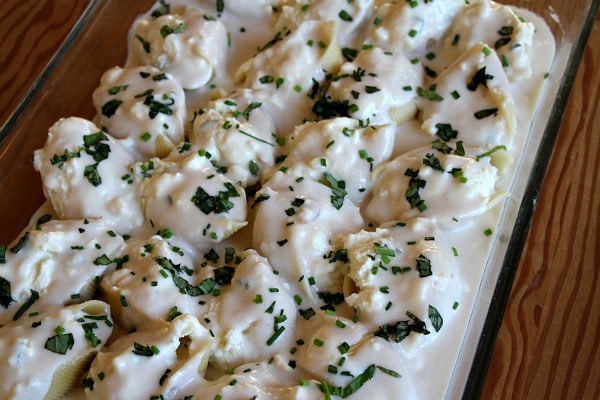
[0,0,91,128]
[0,1,598,399]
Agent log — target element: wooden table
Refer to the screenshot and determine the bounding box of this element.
[0,1,598,398]
[481,11,600,400]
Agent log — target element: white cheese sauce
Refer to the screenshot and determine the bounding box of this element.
[0,0,556,399]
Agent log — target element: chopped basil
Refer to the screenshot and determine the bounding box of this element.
[376,365,401,378]
[84,313,113,327]
[214,266,235,285]
[152,73,168,82]
[50,148,81,165]
[338,10,353,22]
[416,254,432,278]
[299,308,316,320]
[160,23,186,38]
[467,67,494,91]
[10,232,29,254]
[159,368,172,386]
[155,256,216,296]
[325,248,349,264]
[474,108,498,119]
[451,34,461,46]
[424,65,437,78]
[248,160,259,176]
[317,292,344,311]
[101,99,123,117]
[404,168,427,212]
[83,164,102,186]
[132,342,159,356]
[93,254,113,266]
[108,84,128,95]
[312,95,353,119]
[150,0,170,18]
[252,194,270,209]
[341,47,358,61]
[82,322,101,347]
[143,93,174,119]
[291,198,305,208]
[454,141,466,156]
[166,306,182,321]
[135,34,151,53]
[431,139,453,155]
[255,30,285,54]
[318,364,376,398]
[266,325,286,346]
[234,102,262,121]
[494,25,514,49]
[341,369,379,397]
[423,153,444,172]
[321,172,347,210]
[13,289,40,321]
[416,87,443,101]
[45,329,75,355]
[495,37,512,49]
[374,311,430,343]
[191,182,240,214]
[435,123,458,141]
[428,305,443,332]
[0,276,14,307]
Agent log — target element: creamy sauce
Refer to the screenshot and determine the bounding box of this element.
[0,0,555,399]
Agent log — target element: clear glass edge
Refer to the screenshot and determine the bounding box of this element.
[452,1,600,399]
[0,1,597,398]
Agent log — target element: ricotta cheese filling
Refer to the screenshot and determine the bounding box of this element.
[0,0,555,399]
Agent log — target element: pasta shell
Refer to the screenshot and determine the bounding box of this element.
[0,300,112,399]
[65,279,97,306]
[318,21,343,74]
[370,162,389,180]
[155,134,175,158]
[45,301,111,399]
[488,86,517,140]
[233,57,253,85]
[388,99,418,125]
[486,190,509,212]
[171,316,212,376]
[85,315,212,399]
[44,351,96,400]
[78,299,111,316]
[489,147,514,171]
[342,274,358,298]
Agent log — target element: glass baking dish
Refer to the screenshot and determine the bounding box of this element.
[0,0,597,398]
